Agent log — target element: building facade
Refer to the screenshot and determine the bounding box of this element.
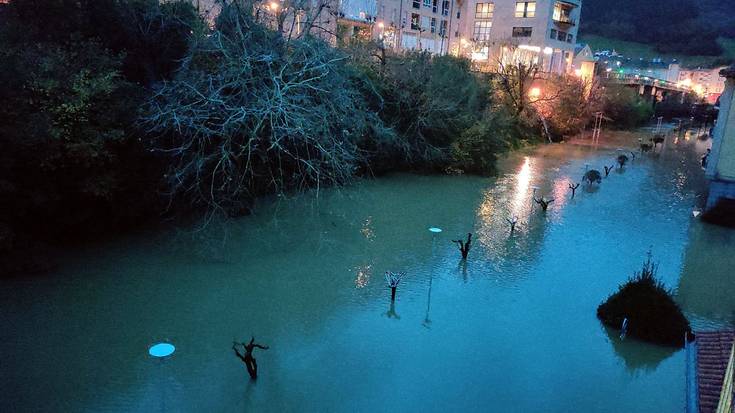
[679,67,728,104]
[367,0,460,55]
[705,66,735,213]
[341,0,582,73]
[456,0,581,73]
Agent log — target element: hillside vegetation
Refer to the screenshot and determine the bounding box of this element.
[581,35,735,69]
[581,0,732,60]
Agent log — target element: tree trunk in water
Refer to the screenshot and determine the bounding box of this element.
[245,355,258,379]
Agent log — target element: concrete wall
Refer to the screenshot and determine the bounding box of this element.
[706,68,735,211]
[707,76,735,180]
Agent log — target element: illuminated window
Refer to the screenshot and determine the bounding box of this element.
[553,2,573,23]
[512,26,532,37]
[473,20,492,40]
[515,1,535,18]
[475,3,494,19]
[411,13,420,30]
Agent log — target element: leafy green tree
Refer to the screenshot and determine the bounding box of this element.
[602,86,653,129]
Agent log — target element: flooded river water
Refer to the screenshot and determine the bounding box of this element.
[2,129,734,412]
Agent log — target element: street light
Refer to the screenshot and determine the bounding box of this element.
[149,342,175,358]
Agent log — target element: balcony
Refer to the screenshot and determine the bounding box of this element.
[552,1,576,28]
[552,16,576,27]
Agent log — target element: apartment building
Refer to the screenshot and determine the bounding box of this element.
[353,0,581,73]
[366,0,461,54]
[456,0,581,73]
[679,66,728,104]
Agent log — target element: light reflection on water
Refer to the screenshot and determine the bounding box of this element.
[1,132,732,413]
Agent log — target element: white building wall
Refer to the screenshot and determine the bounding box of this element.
[458,0,581,73]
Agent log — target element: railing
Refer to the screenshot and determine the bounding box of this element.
[604,72,691,92]
[716,341,735,413]
[552,17,576,26]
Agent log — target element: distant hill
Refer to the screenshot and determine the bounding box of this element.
[581,35,735,69]
[580,0,731,57]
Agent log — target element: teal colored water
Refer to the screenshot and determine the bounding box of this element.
[2,133,733,412]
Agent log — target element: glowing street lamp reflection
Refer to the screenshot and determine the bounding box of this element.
[512,157,533,216]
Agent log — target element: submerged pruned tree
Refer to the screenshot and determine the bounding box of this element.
[143,1,379,218]
[584,169,602,186]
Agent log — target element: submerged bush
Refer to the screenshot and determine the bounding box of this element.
[597,254,691,348]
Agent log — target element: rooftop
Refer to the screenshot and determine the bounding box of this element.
[696,331,735,413]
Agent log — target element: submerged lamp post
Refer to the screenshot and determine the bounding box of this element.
[424,227,442,328]
[149,341,175,412]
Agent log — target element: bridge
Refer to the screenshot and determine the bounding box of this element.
[603,72,692,103]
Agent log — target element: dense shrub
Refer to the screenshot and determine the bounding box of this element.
[538,75,604,139]
[144,3,385,217]
[356,50,496,170]
[654,95,697,120]
[597,255,692,348]
[601,86,654,129]
[0,29,153,246]
[0,0,198,262]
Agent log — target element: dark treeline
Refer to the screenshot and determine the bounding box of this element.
[0,0,648,276]
[581,0,726,56]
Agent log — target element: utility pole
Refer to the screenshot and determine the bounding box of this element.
[445,0,455,56]
[396,0,404,51]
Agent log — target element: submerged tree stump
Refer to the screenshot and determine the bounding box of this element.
[233,337,269,379]
[604,165,615,177]
[568,183,580,199]
[533,197,554,211]
[452,233,472,259]
[385,271,405,301]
